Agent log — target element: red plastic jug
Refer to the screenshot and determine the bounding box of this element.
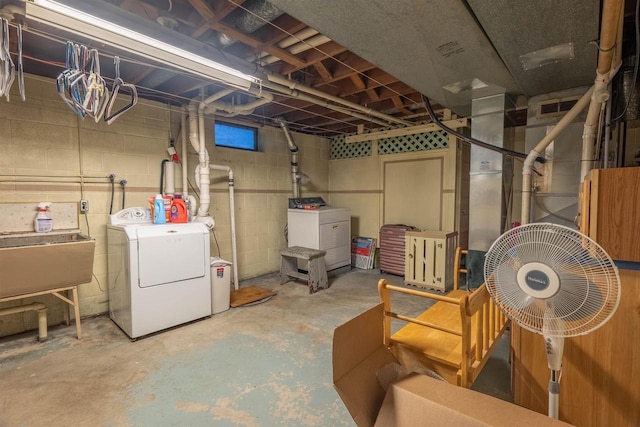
[170,195,188,223]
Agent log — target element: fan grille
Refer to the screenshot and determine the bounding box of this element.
[484,223,620,337]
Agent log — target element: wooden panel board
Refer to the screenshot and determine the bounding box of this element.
[383,157,442,231]
[512,268,640,426]
[230,286,277,307]
[589,167,640,262]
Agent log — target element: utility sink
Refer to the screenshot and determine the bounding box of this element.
[0,231,95,299]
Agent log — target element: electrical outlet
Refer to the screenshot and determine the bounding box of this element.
[80,199,89,213]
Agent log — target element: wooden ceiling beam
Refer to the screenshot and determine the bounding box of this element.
[366,88,380,101]
[391,95,413,116]
[313,62,333,81]
[349,73,366,91]
[277,42,348,75]
[313,54,376,87]
[187,0,305,68]
[191,0,243,37]
[187,0,215,20]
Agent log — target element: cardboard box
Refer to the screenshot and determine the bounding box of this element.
[333,304,571,427]
[0,232,95,298]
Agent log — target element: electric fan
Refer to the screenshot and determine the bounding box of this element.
[483,223,621,419]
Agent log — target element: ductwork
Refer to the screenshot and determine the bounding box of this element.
[216,0,283,47]
[278,118,300,198]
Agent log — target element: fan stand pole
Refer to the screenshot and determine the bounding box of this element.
[548,370,560,419]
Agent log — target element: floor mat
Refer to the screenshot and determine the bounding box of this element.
[230,286,277,307]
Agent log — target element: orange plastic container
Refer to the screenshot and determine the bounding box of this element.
[170,195,188,223]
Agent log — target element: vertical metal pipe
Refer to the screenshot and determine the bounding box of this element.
[278,118,300,198]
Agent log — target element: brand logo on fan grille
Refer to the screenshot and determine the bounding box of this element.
[525,270,549,291]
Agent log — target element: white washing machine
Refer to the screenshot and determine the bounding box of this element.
[107,207,212,339]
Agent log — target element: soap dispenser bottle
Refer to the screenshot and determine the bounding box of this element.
[153,194,166,224]
[34,202,53,233]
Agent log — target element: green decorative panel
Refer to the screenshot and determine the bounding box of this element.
[330,129,449,159]
[378,130,449,154]
[330,135,372,159]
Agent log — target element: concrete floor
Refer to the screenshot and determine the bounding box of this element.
[0,269,511,426]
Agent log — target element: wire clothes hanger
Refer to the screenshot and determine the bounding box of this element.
[104,56,138,125]
[57,42,86,117]
[17,24,24,101]
[0,18,15,101]
[83,49,109,122]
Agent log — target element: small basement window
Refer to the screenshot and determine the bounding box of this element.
[214,122,258,151]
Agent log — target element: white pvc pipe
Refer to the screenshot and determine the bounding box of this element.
[181,106,189,201]
[0,302,48,341]
[521,86,594,224]
[258,79,390,127]
[265,73,413,126]
[164,161,175,196]
[196,103,211,222]
[580,0,624,182]
[203,86,274,116]
[256,28,319,60]
[188,101,200,154]
[261,35,331,65]
[202,87,236,106]
[209,164,239,290]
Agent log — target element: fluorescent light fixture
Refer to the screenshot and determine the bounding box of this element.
[520,42,575,71]
[26,0,257,89]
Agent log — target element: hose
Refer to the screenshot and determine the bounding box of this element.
[120,179,127,209]
[421,95,544,162]
[108,173,115,215]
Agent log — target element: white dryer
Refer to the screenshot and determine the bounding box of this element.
[107,207,212,339]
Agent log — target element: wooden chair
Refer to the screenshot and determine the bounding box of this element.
[378,247,509,388]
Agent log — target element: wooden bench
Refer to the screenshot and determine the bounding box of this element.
[378,247,509,388]
[280,246,329,294]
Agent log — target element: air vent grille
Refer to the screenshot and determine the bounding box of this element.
[536,97,580,119]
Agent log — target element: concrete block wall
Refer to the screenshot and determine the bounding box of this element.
[0,74,329,338]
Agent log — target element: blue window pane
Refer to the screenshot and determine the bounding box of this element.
[215,122,257,151]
